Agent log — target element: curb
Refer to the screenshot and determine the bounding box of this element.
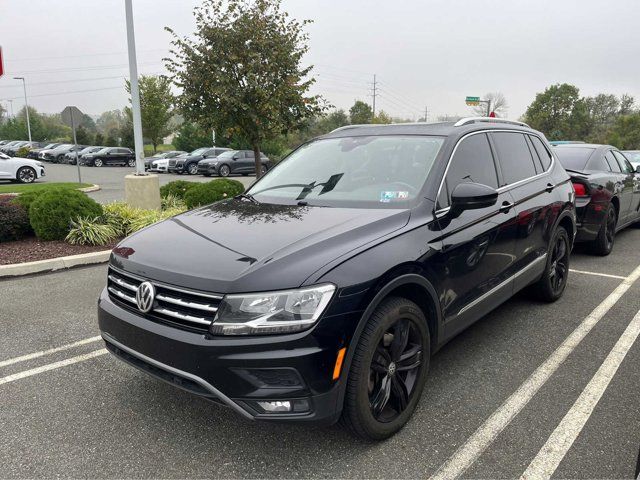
[79,184,101,193]
[0,250,111,278]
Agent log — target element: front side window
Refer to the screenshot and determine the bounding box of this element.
[438,133,498,208]
[492,132,537,185]
[248,135,444,208]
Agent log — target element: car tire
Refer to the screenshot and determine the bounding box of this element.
[340,296,430,441]
[128,158,136,168]
[16,166,36,184]
[187,163,198,175]
[530,226,570,302]
[592,202,616,256]
[260,165,268,175]
[94,158,103,167]
[219,164,230,177]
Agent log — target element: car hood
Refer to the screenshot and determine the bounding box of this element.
[12,157,42,167]
[185,154,204,162]
[110,199,410,293]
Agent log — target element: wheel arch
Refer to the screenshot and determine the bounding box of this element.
[334,273,442,417]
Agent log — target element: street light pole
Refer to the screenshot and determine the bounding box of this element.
[124,0,145,175]
[13,77,31,141]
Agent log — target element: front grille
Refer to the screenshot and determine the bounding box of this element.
[168,159,177,167]
[107,266,222,333]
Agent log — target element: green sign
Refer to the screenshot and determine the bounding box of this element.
[465,96,480,102]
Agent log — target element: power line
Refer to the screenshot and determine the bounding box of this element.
[0,71,165,90]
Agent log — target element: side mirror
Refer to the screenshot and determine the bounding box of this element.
[450,182,498,215]
[233,155,239,160]
[635,165,640,174]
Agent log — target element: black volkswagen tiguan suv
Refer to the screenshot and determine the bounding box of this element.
[99,118,576,440]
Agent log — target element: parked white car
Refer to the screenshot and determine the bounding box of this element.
[0,152,45,183]
[149,158,170,173]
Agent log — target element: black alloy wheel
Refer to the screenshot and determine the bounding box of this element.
[531,226,570,302]
[341,297,430,440]
[593,203,617,256]
[17,166,36,184]
[94,158,103,167]
[128,158,136,168]
[188,163,198,175]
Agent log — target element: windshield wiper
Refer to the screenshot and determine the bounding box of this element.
[235,192,260,204]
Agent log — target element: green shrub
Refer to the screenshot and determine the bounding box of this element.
[66,217,117,246]
[103,202,141,237]
[29,190,103,241]
[161,193,187,211]
[183,179,245,209]
[160,180,198,199]
[128,207,185,232]
[0,199,31,242]
[12,189,49,211]
[16,146,31,158]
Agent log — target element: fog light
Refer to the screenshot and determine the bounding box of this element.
[257,400,291,412]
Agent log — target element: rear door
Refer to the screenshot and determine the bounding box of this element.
[434,132,518,338]
[612,150,638,222]
[604,150,633,223]
[490,131,557,291]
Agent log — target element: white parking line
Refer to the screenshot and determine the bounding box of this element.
[569,269,626,280]
[521,308,640,479]
[0,349,107,386]
[430,262,640,480]
[0,336,102,368]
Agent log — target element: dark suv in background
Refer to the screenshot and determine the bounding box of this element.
[99,117,575,440]
[168,147,231,175]
[198,149,270,177]
[83,147,135,167]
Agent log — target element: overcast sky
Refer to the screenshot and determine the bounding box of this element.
[1,0,639,121]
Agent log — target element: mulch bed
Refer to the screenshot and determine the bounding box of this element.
[0,237,119,265]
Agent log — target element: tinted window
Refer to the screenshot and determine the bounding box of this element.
[492,132,537,185]
[438,133,498,208]
[587,154,610,171]
[604,151,621,172]
[525,136,544,173]
[554,147,594,171]
[529,136,553,170]
[612,151,633,173]
[623,151,640,163]
[245,151,254,159]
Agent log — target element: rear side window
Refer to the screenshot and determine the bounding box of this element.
[491,132,537,186]
[612,151,633,173]
[529,136,553,170]
[604,151,621,172]
[438,133,498,208]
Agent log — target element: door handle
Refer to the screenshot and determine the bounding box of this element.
[545,183,554,193]
[499,201,514,213]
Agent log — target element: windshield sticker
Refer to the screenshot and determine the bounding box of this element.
[380,191,409,203]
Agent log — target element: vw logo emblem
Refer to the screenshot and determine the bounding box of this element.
[135,281,155,313]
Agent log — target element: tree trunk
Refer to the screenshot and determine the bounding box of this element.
[253,143,263,179]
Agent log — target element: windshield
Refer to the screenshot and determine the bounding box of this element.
[95,148,110,154]
[554,147,594,171]
[247,135,444,208]
[53,144,73,150]
[189,147,208,156]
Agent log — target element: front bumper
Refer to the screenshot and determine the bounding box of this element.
[197,163,217,175]
[98,288,351,424]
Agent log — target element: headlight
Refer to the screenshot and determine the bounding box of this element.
[211,284,335,335]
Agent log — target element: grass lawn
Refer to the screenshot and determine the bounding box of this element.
[0,182,92,194]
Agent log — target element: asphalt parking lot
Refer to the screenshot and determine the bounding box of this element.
[34,163,257,203]
[1,230,639,478]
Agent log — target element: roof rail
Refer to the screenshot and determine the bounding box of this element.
[454,117,530,128]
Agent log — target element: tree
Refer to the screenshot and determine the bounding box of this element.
[94,132,105,146]
[125,75,174,153]
[523,83,591,140]
[166,0,325,178]
[619,94,636,115]
[607,113,640,150]
[75,125,93,145]
[349,100,373,124]
[104,129,119,147]
[372,110,392,124]
[174,122,212,152]
[473,92,508,117]
[96,110,126,135]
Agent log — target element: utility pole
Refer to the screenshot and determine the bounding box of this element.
[125,0,144,175]
[13,77,31,141]
[370,74,378,118]
[424,106,428,123]
[122,0,161,210]
[5,99,13,118]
